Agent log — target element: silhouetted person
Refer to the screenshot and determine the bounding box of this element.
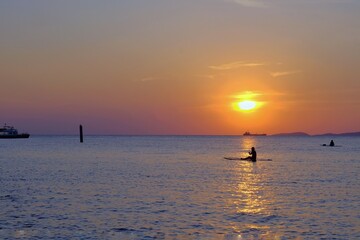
[329,140,335,147]
[241,147,257,162]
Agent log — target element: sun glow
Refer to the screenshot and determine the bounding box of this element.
[238,100,257,110]
[231,91,266,112]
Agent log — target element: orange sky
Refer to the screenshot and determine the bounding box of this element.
[1,1,360,135]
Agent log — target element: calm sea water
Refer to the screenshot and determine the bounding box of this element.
[1,136,359,239]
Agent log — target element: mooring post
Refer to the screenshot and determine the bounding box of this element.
[80,124,83,143]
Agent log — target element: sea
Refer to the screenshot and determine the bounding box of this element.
[1,135,359,239]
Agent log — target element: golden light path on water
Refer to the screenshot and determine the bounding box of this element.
[225,137,278,238]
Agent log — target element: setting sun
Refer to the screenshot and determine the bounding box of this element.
[231,91,265,112]
[238,100,257,110]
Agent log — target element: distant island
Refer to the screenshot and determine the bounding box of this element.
[271,132,310,137]
[270,132,360,137]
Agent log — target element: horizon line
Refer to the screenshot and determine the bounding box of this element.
[27,131,360,137]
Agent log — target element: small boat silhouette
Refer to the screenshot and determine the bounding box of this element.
[243,131,267,136]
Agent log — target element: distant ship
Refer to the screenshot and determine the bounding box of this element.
[243,131,267,136]
[0,124,30,139]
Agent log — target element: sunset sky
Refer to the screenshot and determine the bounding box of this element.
[1,0,360,135]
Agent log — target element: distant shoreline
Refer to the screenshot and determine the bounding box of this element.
[270,132,360,137]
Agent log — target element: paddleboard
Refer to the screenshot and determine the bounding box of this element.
[321,144,342,147]
[224,157,272,161]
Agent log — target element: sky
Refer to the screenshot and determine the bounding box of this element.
[1,0,360,135]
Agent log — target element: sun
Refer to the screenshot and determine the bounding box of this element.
[238,100,257,111]
[238,100,257,110]
[231,91,265,112]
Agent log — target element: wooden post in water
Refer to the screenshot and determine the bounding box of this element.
[79,125,83,143]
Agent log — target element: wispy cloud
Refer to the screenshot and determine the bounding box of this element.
[195,74,216,79]
[138,77,161,82]
[270,70,302,78]
[209,61,266,70]
[232,91,264,99]
[225,0,266,8]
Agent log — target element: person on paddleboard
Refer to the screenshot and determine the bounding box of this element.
[241,147,257,162]
[329,140,335,146]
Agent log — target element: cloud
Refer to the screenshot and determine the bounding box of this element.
[139,77,160,82]
[270,70,302,78]
[195,74,216,79]
[209,61,266,70]
[225,0,266,8]
[232,91,264,99]
[225,0,350,8]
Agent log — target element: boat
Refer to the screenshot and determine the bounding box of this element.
[0,124,30,139]
[243,131,267,136]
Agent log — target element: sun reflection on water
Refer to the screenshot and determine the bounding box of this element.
[233,160,266,215]
[226,137,276,237]
[241,137,256,152]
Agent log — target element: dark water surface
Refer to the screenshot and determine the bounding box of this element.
[1,136,360,239]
